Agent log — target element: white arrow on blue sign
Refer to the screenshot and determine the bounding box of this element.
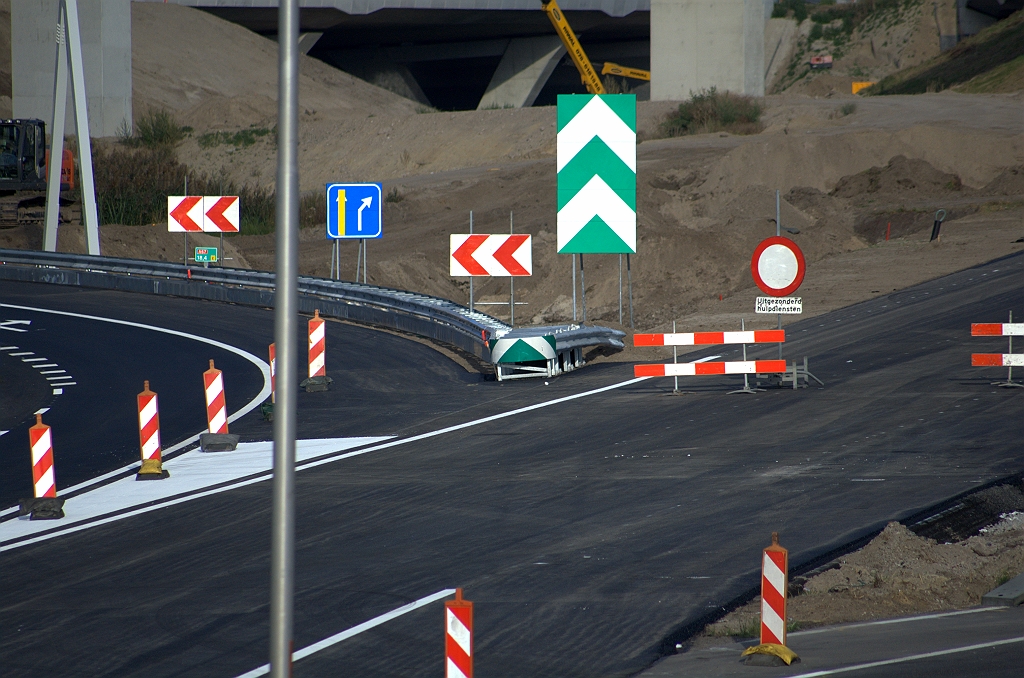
[326,183,383,239]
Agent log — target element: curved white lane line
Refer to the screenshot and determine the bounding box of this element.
[0,302,271,514]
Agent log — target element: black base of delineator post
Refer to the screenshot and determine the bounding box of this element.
[19,497,66,520]
[200,433,240,452]
[300,375,333,393]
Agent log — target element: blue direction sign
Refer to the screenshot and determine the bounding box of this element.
[326,183,383,239]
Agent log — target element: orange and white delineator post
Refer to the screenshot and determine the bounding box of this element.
[761,532,789,646]
[136,381,168,479]
[445,588,473,678]
[29,414,56,498]
[203,359,229,434]
[308,309,326,378]
[269,342,276,403]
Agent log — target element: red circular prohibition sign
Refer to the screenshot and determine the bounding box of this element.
[751,236,806,297]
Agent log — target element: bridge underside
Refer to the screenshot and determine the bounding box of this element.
[204,7,651,110]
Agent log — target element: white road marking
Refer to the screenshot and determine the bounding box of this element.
[0,437,391,549]
[52,389,62,395]
[40,370,66,375]
[0,431,8,437]
[8,351,33,356]
[0,376,648,544]
[0,303,272,519]
[234,588,457,678]
[785,636,1024,677]
[34,407,50,415]
[789,606,1006,637]
[0,345,19,350]
[22,357,47,362]
[47,381,77,387]
[45,375,69,380]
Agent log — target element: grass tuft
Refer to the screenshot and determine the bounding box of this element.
[662,87,763,138]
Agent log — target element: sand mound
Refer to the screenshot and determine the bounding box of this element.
[983,165,1024,195]
[130,3,420,131]
[831,154,966,199]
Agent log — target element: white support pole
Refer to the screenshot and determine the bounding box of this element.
[43,9,70,252]
[510,211,514,326]
[64,0,100,255]
[469,211,474,312]
[572,255,577,322]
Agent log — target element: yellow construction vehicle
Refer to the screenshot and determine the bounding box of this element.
[601,62,650,81]
[541,0,651,94]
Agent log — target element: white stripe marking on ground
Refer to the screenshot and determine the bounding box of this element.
[785,636,1024,677]
[789,606,1007,637]
[0,302,272,519]
[233,588,456,678]
[0,376,648,541]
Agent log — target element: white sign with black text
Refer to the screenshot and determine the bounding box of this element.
[756,297,803,314]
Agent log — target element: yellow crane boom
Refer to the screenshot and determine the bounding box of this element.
[601,62,650,81]
[541,0,605,95]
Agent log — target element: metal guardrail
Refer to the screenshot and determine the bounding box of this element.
[0,249,625,366]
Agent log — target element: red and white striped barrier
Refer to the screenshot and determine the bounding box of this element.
[972,354,1024,367]
[761,532,789,646]
[269,343,276,403]
[971,314,1022,387]
[445,588,473,678]
[308,310,325,378]
[203,360,229,434]
[136,380,168,479]
[971,323,1024,336]
[635,360,787,377]
[635,330,785,346]
[29,414,56,498]
[138,381,161,462]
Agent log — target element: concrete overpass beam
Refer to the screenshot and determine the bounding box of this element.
[12,0,131,138]
[477,36,565,110]
[650,0,765,102]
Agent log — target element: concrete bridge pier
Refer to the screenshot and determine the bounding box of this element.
[650,0,765,101]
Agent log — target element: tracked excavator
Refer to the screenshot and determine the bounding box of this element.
[541,0,650,95]
[0,118,78,227]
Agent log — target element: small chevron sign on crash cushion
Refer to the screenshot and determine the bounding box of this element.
[557,94,636,254]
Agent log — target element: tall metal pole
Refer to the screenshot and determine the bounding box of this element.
[43,5,68,252]
[579,254,587,323]
[572,256,577,322]
[672,319,678,393]
[776,189,782,360]
[509,211,514,326]
[619,254,623,325]
[469,211,474,312]
[627,253,633,329]
[269,1,299,675]
[64,0,100,255]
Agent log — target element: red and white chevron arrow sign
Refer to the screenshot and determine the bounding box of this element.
[168,196,239,233]
[450,234,532,277]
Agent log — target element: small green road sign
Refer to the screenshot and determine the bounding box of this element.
[557,94,636,254]
[195,247,218,263]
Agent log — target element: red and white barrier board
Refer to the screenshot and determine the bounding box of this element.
[308,310,325,378]
[445,588,473,678]
[634,330,784,347]
[168,196,240,233]
[972,354,1024,367]
[203,360,229,434]
[137,381,161,462]
[450,234,532,277]
[972,323,1024,336]
[29,414,56,498]
[635,360,787,377]
[761,533,788,646]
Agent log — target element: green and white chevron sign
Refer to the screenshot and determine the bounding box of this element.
[557,94,636,254]
[489,335,557,364]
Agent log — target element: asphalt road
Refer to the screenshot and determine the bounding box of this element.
[0,252,1022,677]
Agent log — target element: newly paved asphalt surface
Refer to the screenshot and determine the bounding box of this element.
[0,252,1022,677]
[642,606,1024,677]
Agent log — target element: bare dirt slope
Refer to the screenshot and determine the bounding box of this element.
[702,481,1024,640]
